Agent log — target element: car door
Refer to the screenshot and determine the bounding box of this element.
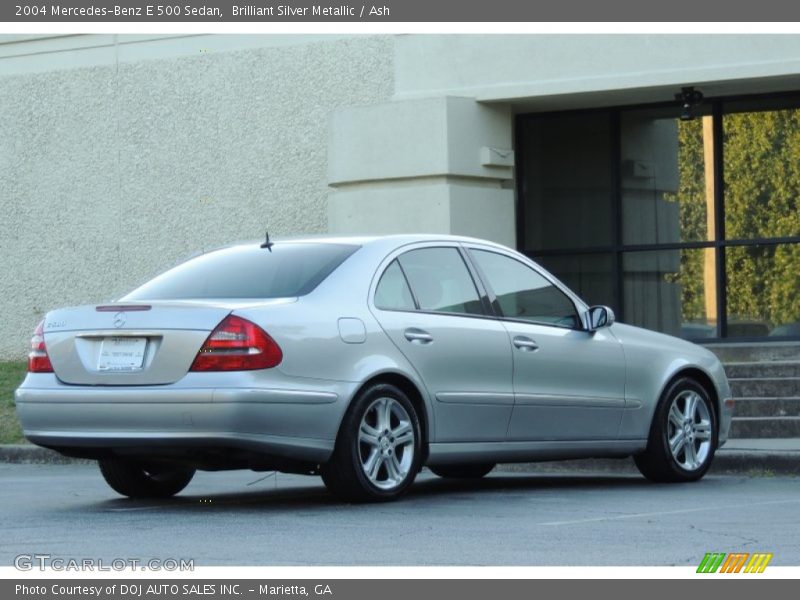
[370,245,514,443]
[467,247,626,441]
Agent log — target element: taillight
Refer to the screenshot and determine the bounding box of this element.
[28,320,54,373]
[190,315,282,372]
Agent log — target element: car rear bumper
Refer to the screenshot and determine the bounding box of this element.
[15,374,355,465]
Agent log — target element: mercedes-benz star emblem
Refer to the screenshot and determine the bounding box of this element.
[113,312,126,329]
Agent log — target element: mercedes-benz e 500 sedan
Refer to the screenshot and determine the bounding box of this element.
[16,235,733,502]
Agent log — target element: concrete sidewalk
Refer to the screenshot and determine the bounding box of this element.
[1,439,797,475]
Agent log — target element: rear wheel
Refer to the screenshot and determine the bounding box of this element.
[429,464,495,479]
[321,383,422,502]
[98,458,195,498]
[634,377,717,483]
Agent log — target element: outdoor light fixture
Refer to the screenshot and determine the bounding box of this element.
[676,86,704,121]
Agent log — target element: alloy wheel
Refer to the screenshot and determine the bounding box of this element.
[357,396,416,490]
[667,389,713,471]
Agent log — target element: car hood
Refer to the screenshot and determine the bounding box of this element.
[610,322,719,363]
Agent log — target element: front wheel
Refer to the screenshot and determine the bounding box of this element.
[635,377,718,483]
[321,383,422,502]
[99,458,195,498]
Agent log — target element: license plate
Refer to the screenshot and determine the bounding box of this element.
[97,337,147,372]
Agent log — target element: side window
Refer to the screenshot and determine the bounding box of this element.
[375,260,416,311]
[398,248,484,316]
[470,249,580,328]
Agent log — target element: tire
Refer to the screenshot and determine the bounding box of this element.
[98,458,195,498]
[321,383,423,502]
[429,464,495,479]
[634,377,718,483]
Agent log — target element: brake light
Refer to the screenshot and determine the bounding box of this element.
[96,305,151,312]
[190,315,282,371]
[28,320,54,373]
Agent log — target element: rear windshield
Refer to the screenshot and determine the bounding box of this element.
[122,243,359,300]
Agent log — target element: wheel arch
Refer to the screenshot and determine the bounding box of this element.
[345,371,432,463]
[661,366,721,422]
[634,365,721,482]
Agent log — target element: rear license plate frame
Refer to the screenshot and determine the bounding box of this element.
[97,337,147,372]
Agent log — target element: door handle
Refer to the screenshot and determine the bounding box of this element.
[512,336,539,351]
[404,328,434,344]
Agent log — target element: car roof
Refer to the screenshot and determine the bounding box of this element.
[233,233,510,249]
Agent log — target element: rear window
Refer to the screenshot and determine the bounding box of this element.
[123,243,359,300]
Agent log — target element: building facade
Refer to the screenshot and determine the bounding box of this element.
[2,34,799,358]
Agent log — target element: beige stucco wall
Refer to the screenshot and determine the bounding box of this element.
[326,95,516,246]
[0,35,394,358]
[393,35,800,106]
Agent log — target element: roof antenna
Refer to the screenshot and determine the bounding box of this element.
[260,230,274,251]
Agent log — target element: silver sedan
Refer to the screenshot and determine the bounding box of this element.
[16,235,733,502]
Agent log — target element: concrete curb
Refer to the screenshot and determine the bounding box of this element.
[708,451,800,475]
[1,444,797,475]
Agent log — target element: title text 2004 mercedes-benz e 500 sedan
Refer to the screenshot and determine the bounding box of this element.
[16,235,733,502]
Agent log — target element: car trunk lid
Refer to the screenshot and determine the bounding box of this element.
[42,299,292,385]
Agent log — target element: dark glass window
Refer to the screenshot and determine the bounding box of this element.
[725,244,800,338]
[517,93,800,341]
[622,248,718,339]
[124,243,358,300]
[723,103,800,241]
[374,260,415,311]
[470,250,579,329]
[621,106,714,245]
[397,248,483,316]
[517,113,614,251]
[536,253,615,310]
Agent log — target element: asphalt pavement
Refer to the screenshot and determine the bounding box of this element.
[1,463,798,566]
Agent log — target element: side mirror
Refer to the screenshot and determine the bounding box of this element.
[588,305,615,331]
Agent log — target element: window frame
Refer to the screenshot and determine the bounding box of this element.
[373,258,417,312]
[515,91,800,342]
[370,243,494,320]
[464,244,588,331]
